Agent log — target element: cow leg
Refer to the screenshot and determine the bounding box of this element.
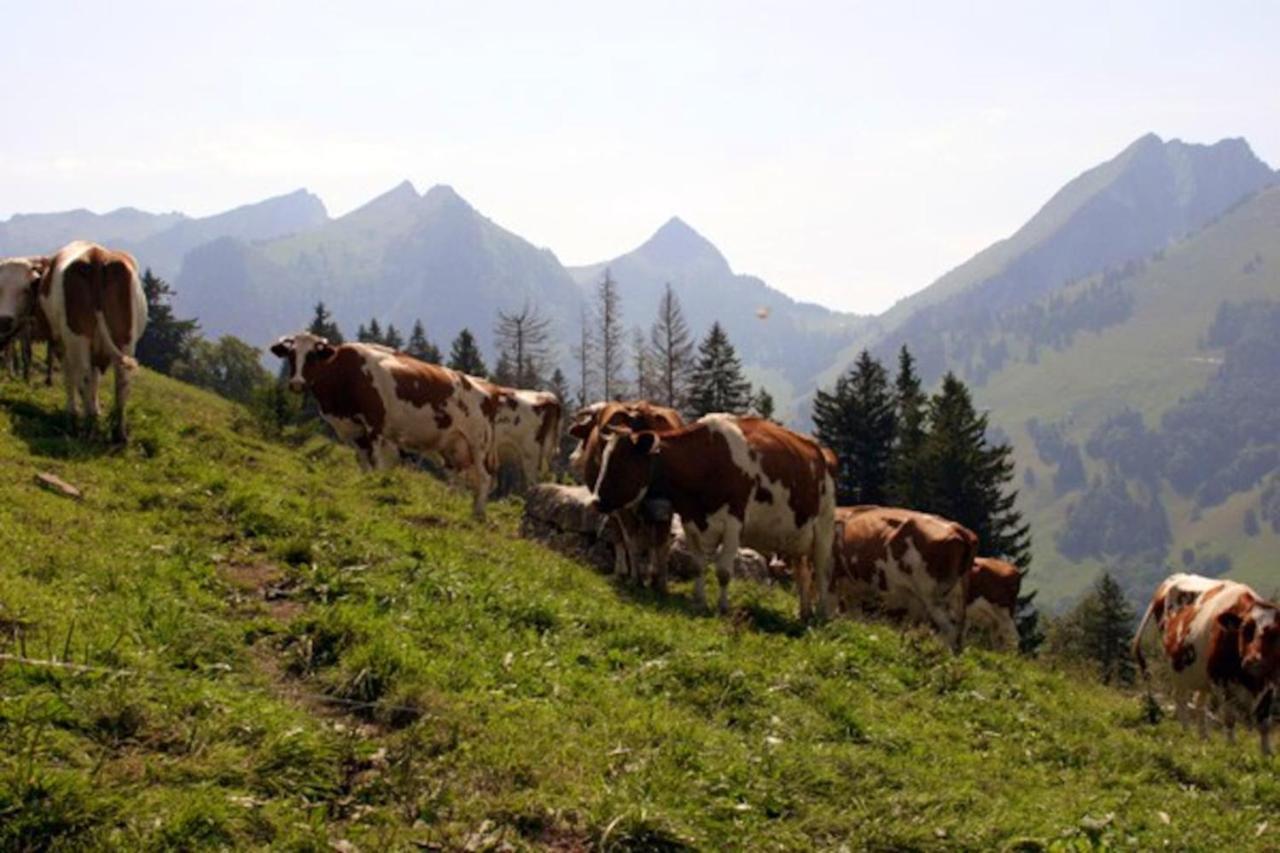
[1222,704,1237,744]
[796,557,815,621]
[714,528,740,616]
[649,526,672,594]
[83,368,102,436]
[370,437,399,471]
[1195,692,1210,741]
[811,523,835,621]
[111,360,132,443]
[45,342,55,386]
[1261,720,1272,758]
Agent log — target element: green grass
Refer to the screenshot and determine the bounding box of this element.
[1,373,1277,850]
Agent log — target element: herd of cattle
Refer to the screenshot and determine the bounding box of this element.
[0,241,1275,756]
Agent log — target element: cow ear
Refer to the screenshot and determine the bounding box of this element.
[634,431,660,455]
[270,337,294,358]
[568,414,595,440]
[1217,610,1243,632]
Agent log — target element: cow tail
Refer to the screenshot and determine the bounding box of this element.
[93,260,137,372]
[1131,595,1158,679]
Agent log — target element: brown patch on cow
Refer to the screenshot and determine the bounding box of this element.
[534,398,562,446]
[305,346,388,437]
[390,358,456,411]
[756,481,773,504]
[647,423,754,531]
[101,258,135,349]
[58,246,138,347]
[62,260,98,338]
[1164,608,1198,672]
[968,557,1022,611]
[737,418,832,529]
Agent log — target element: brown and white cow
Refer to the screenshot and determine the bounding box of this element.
[1131,572,1225,676]
[590,414,836,619]
[1141,576,1278,755]
[966,557,1022,651]
[0,256,48,377]
[568,401,685,584]
[39,242,147,441]
[827,506,978,652]
[478,382,562,487]
[271,333,497,519]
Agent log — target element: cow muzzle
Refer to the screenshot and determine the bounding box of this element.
[288,378,306,393]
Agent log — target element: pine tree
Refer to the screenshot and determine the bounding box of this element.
[811,350,896,505]
[571,306,597,408]
[355,323,369,343]
[649,283,695,410]
[632,328,656,401]
[594,268,625,399]
[406,319,441,363]
[889,345,929,508]
[383,323,404,350]
[917,372,1031,569]
[494,303,552,389]
[135,269,199,375]
[447,328,487,377]
[688,322,752,418]
[493,351,517,387]
[752,387,776,421]
[308,302,343,343]
[1059,572,1137,684]
[363,318,384,345]
[547,367,571,407]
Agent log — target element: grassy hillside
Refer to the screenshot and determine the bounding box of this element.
[978,186,1280,608]
[1,374,1277,850]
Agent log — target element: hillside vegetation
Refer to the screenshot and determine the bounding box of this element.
[0,374,1276,849]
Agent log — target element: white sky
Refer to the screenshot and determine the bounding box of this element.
[2,1,1277,314]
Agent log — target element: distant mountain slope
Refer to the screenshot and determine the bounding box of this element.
[971,185,1280,609]
[0,190,328,280]
[0,206,185,256]
[824,135,1277,387]
[135,189,328,279]
[570,218,867,404]
[176,183,584,355]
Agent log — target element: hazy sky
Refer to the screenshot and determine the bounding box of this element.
[3,2,1277,314]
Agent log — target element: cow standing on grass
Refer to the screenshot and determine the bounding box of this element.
[590,413,836,619]
[966,557,1023,651]
[1135,574,1278,755]
[568,401,685,584]
[0,256,48,378]
[827,506,977,652]
[478,381,562,488]
[271,333,497,519]
[39,242,147,442]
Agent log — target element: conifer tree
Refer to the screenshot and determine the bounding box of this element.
[447,328,487,377]
[752,387,776,421]
[812,350,896,505]
[688,322,752,418]
[135,269,199,375]
[365,318,384,345]
[594,268,625,399]
[889,345,929,508]
[547,367,571,408]
[917,372,1031,568]
[383,323,404,350]
[406,319,441,363]
[493,351,517,387]
[356,323,369,342]
[1057,572,1137,683]
[649,283,695,410]
[307,302,343,343]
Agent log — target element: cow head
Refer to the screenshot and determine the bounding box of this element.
[270,332,336,392]
[591,429,660,513]
[1218,596,1280,684]
[0,258,44,346]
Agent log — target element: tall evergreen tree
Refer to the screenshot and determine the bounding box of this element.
[648,283,695,410]
[493,351,517,387]
[362,318,384,345]
[547,367,571,408]
[494,303,552,388]
[447,328,487,377]
[1050,572,1136,683]
[406,319,441,363]
[572,306,597,408]
[135,269,199,375]
[811,350,896,505]
[355,323,369,343]
[383,323,404,350]
[688,322,752,418]
[889,345,929,508]
[752,387,776,421]
[307,302,343,343]
[917,372,1031,568]
[594,268,625,399]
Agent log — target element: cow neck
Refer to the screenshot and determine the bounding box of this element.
[303,353,341,396]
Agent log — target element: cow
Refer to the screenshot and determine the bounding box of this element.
[567,401,685,584]
[966,556,1022,651]
[1152,578,1279,756]
[1131,572,1225,677]
[827,506,978,652]
[0,256,55,384]
[590,413,836,620]
[39,242,147,441]
[478,381,562,488]
[271,332,497,519]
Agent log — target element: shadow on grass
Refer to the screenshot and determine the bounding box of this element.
[609,574,808,638]
[0,392,121,460]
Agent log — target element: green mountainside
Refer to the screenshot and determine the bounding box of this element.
[1,375,1275,848]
